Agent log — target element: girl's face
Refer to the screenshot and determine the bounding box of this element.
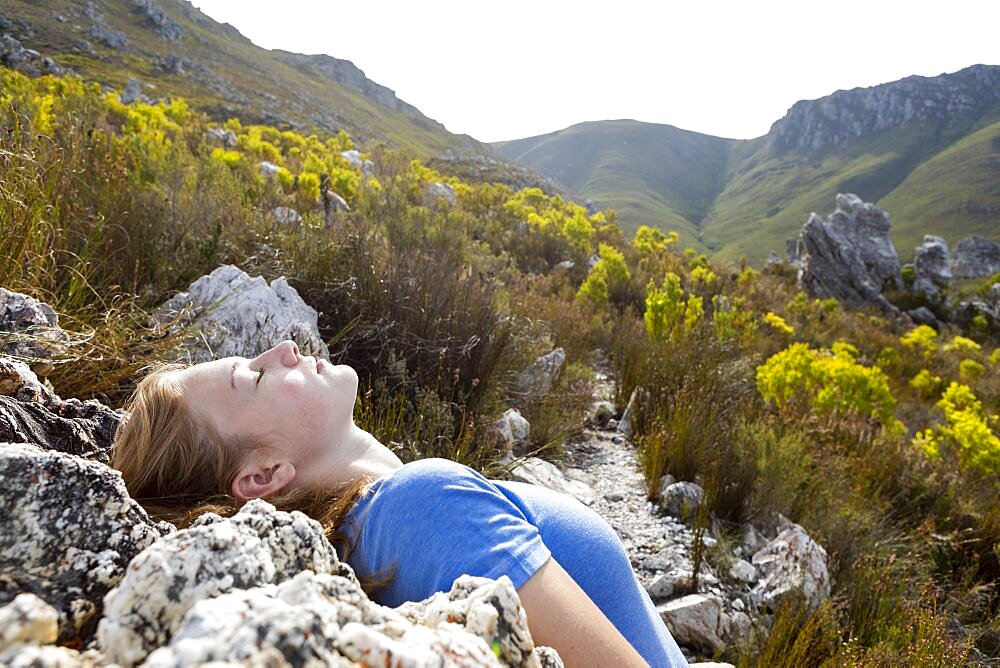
[173,340,358,469]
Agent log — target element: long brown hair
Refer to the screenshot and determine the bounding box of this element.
[112,363,370,562]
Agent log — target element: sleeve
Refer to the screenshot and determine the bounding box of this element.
[352,458,552,607]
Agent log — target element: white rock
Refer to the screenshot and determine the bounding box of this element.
[258,161,280,177]
[517,348,565,400]
[0,594,58,650]
[728,558,759,584]
[155,264,328,364]
[340,149,362,168]
[509,457,594,506]
[491,408,530,452]
[270,206,301,225]
[657,594,724,653]
[424,182,457,206]
[660,481,703,521]
[751,524,830,612]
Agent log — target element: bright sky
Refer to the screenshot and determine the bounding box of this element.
[192,0,1000,143]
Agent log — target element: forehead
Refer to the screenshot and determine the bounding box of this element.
[174,357,237,395]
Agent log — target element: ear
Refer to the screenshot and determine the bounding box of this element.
[231,451,296,500]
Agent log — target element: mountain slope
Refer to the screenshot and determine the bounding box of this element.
[494,120,734,250]
[1,0,481,158]
[496,65,1000,263]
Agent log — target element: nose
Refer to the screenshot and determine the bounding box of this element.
[253,340,300,368]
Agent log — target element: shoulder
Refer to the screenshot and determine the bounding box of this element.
[373,458,490,498]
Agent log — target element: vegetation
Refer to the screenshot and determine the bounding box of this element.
[3,67,1000,664]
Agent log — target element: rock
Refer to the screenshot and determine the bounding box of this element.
[552,260,575,272]
[490,408,531,453]
[0,593,58,648]
[907,306,944,329]
[766,250,782,266]
[657,473,678,500]
[88,25,128,49]
[271,206,301,225]
[120,77,144,105]
[606,418,618,430]
[0,443,173,645]
[797,193,902,313]
[340,149,362,168]
[508,456,594,506]
[913,235,952,289]
[588,400,615,428]
[132,0,183,41]
[517,348,565,401]
[0,289,71,363]
[657,594,724,653]
[143,571,553,668]
[586,255,600,270]
[206,126,237,147]
[786,238,805,267]
[750,524,830,613]
[720,610,754,645]
[0,356,56,403]
[660,481,704,522]
[424,181,457,207]
[98,499,349,666]
[728,558,759,584]
[154,264,328,364]
[0,392,121,462]
[604,492,624,502]
[617,386,647,439]
[258,161,280,177]
[951,235,1000,279]
[322,189,351,224]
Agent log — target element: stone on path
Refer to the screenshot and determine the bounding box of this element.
[657,594,725,653]
[660,481,704,522]
[508,456,594,506]
[750,524,830,612]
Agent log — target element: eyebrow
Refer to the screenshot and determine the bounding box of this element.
[230,361,237,391]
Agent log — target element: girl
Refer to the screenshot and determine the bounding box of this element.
[112,340,687,666]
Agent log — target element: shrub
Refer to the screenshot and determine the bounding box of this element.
[909,369,943,399]
[763,311,795,336]
[644,273,701,341]
[914,382,1000,473]
[900,325,938,358]
[756,342,900,429]
[959,358,985,382]
[944,335,981,353]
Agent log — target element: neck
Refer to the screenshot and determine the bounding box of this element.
[303,424,403,491]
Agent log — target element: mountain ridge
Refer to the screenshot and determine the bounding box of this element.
[494,64,1000,263]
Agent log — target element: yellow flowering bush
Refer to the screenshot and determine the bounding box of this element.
[914,382,1000,473]
[959,359,985,382]
[910,369,943,399]
[757,342,900,428]
[644,272,703,341]
[577,244,631,311]
[944,336,981,354]
[900,325,938,358]
[711,295,757,344]
[763,312,795,336]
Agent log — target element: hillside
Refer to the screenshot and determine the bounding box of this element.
[0,0,482,159]
[494,65,1000,263]
[494,121,734,251]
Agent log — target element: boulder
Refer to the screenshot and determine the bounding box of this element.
[797,193,902,313]
[657,594,724,653]
[258,161,280,177]
[907,306,944,330]
[119,77,144,105]
[141,572,554,668]
[617,386,647,439]
[508,457,594,506]
[0,443,173,645]
[490,408,531,453]
[271,206,301,225]
[914,235,952,288]
[206,127,237,148]
[340,149,363,168]
[516,348,565,401]
[727,558,759,585]
[0,595,105,667]
[98,499,350,666]
[660,481,704,522]
[645,568,718,601]
[0,288,71,362]
[99,499,555,667]
[424,182,457,207]
[951,236,1000,279]
[750,524,830,612]
[154,264,328,364]
[588,400,615,428]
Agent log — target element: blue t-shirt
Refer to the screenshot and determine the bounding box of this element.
[342,458,686,666]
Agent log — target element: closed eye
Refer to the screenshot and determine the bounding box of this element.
[255,367,265,386]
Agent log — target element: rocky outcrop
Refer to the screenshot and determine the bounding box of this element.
[750,524,831,613]
[131,0,183,41]
[0,34,69,77]
[516,348,566,401]
[770,64,1000,153]
[0,289,71,363]
[425,182,457,207]
[951,235,1000,279]
[95,499,554,667]
[797,193,902,313]
[155,265,329,364]
[913,235,952,299]
[0,443,173,645]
